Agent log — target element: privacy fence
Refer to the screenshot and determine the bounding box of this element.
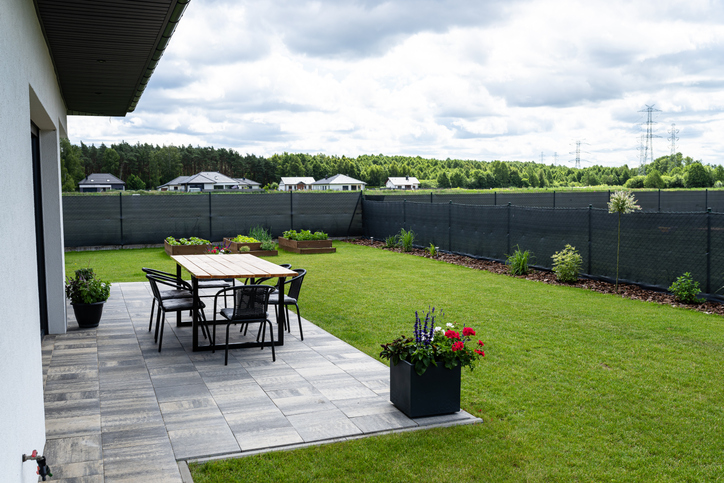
[366,189,724,212]
[63,192,363,247]
[363,199,724,297]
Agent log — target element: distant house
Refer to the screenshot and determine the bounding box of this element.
[386,176,420,190]
[312,174,366,191]
[279,177,316,191]
[159,171,260,191]
[78,173,126,192]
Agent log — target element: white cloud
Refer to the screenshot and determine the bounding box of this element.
[68,0,724,167]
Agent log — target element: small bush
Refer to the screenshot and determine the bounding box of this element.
[249,225,272,242]
[426,243,439,257]
[669,272,701,303]
[552,244,582,283]
[506,246,533,275]
[384,235,397,248]
[239,246,251,252]
[397,228,415,252]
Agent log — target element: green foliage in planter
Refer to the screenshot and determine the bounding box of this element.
[396,228,415,252]
[249,225,273,242]
[551,244,582,283]
[283,229,328,241]
[506,245,533,275]
[239,246,251,252]
[669,272,701,303]
[231,235,259,243]
[165,236,210,246]
[65,268,111,304]
[260,240,277,251]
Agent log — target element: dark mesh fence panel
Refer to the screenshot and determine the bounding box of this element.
[709,213,724,296]
[658,190,708,212]
[707,191,724,213]
[498,192,555,207]
[634,191,659,212]
[451,205,508,259]
[122,194,210,244]
[554,191,610,209]
[211,193,291,240]
[362,200,404,240]
[63,195,121,247]
[510,207,589,270]
[431,193,496,205]
[292,192,362,236]
[405,202,449,249]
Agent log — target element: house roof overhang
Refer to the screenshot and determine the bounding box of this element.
[33,0,190,117]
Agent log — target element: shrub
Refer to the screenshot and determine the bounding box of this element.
[260,239,276,251]
[551,244,582,283]
[506,246,533,275]
[384,235,397,248]
[65,268,111,304]
[669,272,701,303]
[239,245,251,252]
[249,225,272,242]
[426,243,439,257]
[396,228,415,252]
[283,229,328,241]
[624,176,645,189]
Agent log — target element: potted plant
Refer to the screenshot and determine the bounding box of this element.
[223,235,262,252]
[65,268,111,328]
[380,308,485,418]
[278,229,335,254]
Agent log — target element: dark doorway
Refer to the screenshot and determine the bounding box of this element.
[32,123,49,337]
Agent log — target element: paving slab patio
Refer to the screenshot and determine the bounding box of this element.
[43,282,479,482]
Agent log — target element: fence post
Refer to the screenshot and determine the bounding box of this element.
[448,200,452,252]
[706,189,708,212]
[658,189,661,212]
[403,199,406,229]
[507,202,511,255]
[494,191,497,206]
[707,207,711,294]
[208,192,213,240]
[119,191,124,247]
[346,191,362,238]
[290,191,294,231]
[431,192,433,204]
[553,190,556,209]
[588,204,592,275]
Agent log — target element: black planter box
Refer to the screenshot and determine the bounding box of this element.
[390,359,461,418]
[71,302,105,328]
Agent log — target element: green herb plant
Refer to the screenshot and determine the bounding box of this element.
[426,243,439,257]
[669,272,701,303]
[231,235,259,243]
[607,190,641,291]
[551,244,582,283]
[384,235,397,248]
[165,236,209,246]
[283,229,328,241]
[506,245,533,275]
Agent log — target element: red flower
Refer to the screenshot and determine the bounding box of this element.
[475,349,485,356]
[452,341,465,351]
[477,340,484,346]
[462,327,476,337]
[445,330,460,339]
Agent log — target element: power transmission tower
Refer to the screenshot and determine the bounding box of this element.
[569,140,590,169]
[638,133,646,175]
[553,152,558,166]
[540,152,544,164]
[668,123,679,160]
[638,104,661,173]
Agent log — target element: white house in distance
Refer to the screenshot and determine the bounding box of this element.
[0,0,188,481]
[279,177,316,191]
[312,174,367,191]
[78,172,126,192]
[386,176,420,190]
[159,171,261,191]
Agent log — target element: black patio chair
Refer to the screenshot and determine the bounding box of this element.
[142,267,192,332]
[268,268,306,340]
[208,284,276,365]
[245,264,292,286]
[146,273,208,352]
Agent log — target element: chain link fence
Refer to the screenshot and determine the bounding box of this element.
[63,192,363,247]
[363,199,724,297]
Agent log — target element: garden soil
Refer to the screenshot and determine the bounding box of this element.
[349,238,724,318]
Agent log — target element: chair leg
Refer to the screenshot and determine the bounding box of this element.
[224,324,232,365]
[154,307,162,342]
[295,304,303,341]
[285,305,291,331]
[267,319,276,362]
[148,298,156,332]
[158,311,166,352]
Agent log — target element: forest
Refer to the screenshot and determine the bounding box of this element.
[59,139,724,192]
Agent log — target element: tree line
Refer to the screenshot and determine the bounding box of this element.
[60,139,723,191]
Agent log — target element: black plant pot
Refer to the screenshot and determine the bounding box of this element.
[71,302,105,328]
[390,359,461,418]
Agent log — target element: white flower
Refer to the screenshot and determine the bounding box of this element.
[446,322,454,328]
[434,326,442,332]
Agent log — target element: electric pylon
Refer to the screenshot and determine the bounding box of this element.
[668,123,679,160]
[638,104,661,173]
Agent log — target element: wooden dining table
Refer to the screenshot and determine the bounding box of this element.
[171,254,297,352]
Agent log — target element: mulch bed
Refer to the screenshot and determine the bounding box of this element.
[348,238,724,317]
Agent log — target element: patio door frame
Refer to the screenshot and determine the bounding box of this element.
[31,121,49,338]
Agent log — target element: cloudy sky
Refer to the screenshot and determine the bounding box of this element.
[68,0,724,168]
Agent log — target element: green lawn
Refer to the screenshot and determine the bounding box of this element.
[66,243,724,482]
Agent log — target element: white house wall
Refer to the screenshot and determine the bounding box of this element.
[1,0,68,480]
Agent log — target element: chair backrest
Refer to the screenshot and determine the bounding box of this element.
[146,272,191,296]
[231,285,274,320]
[142,267,178,279]
[286,269,306,300]
[247,264,292,285]
[146,274,163,300]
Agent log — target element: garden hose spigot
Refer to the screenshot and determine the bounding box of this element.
[23,450,53,481]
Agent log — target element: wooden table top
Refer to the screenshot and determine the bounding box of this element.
[171,254,296,279]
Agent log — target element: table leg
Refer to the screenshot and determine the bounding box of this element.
[276,277,286,346]
[192,276,199,351]
[176,264,183,327]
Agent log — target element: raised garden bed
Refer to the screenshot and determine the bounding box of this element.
[164,240,210,256]
[278,237,335,254]
[223,238,262,252]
